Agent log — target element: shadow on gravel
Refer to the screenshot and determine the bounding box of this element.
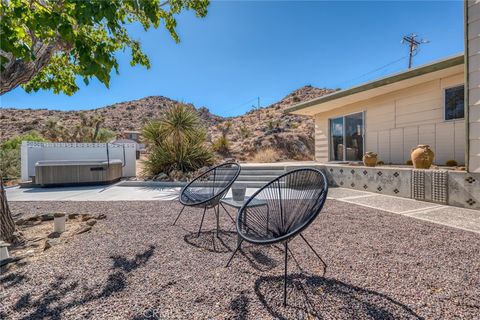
[10,245,155,320]
[230,291,250,320]
[0,272,28,289]
[254,274,422,320]
[183,230,236,253]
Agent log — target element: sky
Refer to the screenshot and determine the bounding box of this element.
[0,1,465,117]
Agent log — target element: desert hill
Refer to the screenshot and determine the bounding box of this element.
[0,85,334,161]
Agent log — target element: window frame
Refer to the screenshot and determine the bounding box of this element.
[328,111,365,162]
[443,84,465,122]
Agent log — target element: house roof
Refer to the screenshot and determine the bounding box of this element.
[286,53,464,116]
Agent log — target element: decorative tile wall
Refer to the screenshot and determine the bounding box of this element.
[323,164,479,210]
[448,172,480,210]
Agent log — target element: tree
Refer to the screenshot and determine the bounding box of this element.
[42,114,116,142]
[143,104,213,175]
[1,0,209,243]
[0,178,23,244]
[0,0,210,95]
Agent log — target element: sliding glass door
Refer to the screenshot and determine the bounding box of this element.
[329,112,364,161]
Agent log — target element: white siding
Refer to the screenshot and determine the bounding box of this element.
[314,73,465,165]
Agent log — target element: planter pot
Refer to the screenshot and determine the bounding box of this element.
[362,152,378,167]
[232,185,246,201]
[411,145,434,169]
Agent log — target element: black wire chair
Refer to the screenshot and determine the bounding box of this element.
[226,168,328,306]
[173,162,241,237]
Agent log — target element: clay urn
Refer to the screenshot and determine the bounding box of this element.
[362,152,378,167]
[411,145,434,169]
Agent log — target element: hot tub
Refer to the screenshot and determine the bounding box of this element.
[35,160,123,187]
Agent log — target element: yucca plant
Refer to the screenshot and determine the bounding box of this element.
[143,104,214,176]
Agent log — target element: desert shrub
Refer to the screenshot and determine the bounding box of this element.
[445,159,458,167]
[212,135,230,155]
[1,131,46,180]
[290,122,299,129]
[142,104,213,176]
[238,126,251,139]
[406,160,413,165]
[377,160,385,166]
[251,148,279,163]
[0,149,20,181]
[95,128,116,142]
[267,120,280,131]
[292,96,301,102]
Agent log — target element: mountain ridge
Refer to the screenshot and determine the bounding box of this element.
[0,85,335,160]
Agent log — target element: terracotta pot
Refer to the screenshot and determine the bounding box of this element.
[362,152,377,167]
[411,145,434,169]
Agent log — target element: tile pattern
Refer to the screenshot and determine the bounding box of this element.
[432,170,448,204]
[412,170,426,200]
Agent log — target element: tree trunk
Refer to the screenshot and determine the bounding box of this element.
[0,179,23,244]
[0,42,57,95]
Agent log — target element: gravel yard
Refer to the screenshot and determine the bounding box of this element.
[1,200,479,319]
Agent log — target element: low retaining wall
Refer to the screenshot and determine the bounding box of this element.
[323,164,480,210]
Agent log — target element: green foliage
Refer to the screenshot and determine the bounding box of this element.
[0,149,20,181]
[445,159,458,167]
[0,131,47,180]
[212,135,230,155]
[238,125,251,139]
[143,104,213,175]
[1,0,210,95]
[1,131,46,150]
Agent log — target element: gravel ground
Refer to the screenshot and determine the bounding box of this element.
[1,200,479,319]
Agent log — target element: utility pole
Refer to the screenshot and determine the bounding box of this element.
[401,33,429,69]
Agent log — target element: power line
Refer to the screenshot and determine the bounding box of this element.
[332,56,408,89]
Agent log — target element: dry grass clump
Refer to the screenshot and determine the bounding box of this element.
[251,148,279,163]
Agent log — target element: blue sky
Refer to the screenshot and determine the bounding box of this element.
[1,1,465,117]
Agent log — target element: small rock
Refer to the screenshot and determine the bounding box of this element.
[68,213,79,219]
[86,219,97,226]
[154,173,169,181]
[81,214,93,222]
[75,225,92,234]
[15,218,26,226]
[27,216,40,222]
[95,213,107,220]
[47,232,61,239]
[54,212,66,218]
[40,213,54,221]
[43,239,61,251]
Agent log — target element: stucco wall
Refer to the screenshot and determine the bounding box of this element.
[314,72,465,165]
[468,0,480,172]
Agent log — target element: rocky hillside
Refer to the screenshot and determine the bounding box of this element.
[0,86,334,160]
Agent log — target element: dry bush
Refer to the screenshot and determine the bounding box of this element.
[251,148,279,163]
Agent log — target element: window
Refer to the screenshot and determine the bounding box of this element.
[329,112,364,161]
[445,85,464,120]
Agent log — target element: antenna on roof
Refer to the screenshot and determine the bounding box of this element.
[401,33,429,69]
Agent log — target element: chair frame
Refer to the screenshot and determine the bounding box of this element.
[173,162,241,237]
[225,168,329,306]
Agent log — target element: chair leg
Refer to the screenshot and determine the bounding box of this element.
[172,205,186,226]
[220,202,236,225]
[197,207,207,237]
[284,241,288,307]
[215,205,220,238]
[225,238,243,267]
[299,233,327,272]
